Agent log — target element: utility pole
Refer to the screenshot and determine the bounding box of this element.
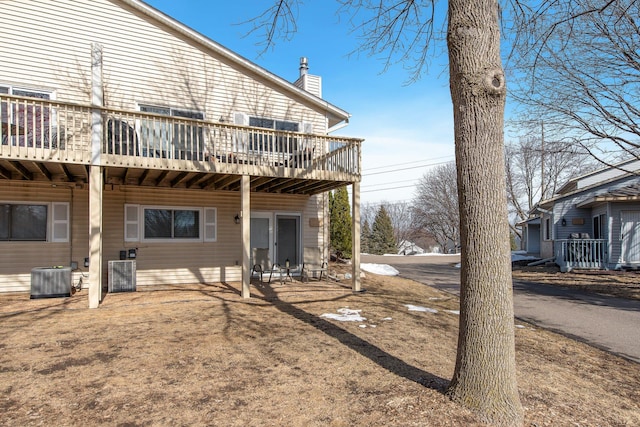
[540,121,545,200]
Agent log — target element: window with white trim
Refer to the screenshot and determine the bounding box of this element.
[0,202,69,242]
[139,104,204,160]
[249,116,299,152]
[593,213,606,239]
[544,217,552,241]
[124,205,216,242]
[1,85,56,148]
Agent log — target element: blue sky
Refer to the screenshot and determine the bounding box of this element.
[144,0,456,205]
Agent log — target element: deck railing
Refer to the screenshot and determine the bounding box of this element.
[1,94,362,178]
[555,238,607,271]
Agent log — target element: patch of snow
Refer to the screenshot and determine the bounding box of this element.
[444,310,460,315]
[453,251,540,269]
[381,317,392,321]
[512,252,539,262]
[320,308,366,322]
[515,324,526,329]
[361,263,399,276]
[405,304,438,313]
[413,252,458,257]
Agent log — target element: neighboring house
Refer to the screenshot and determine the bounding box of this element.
[0,0,363,307]
[521,158,640,272]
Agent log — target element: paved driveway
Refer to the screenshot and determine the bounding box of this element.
[362,254,640,363]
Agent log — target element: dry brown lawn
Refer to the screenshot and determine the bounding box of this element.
[1,266,639,426]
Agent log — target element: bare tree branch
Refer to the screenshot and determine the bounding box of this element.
[242,0,301,55]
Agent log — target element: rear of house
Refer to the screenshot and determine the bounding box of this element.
[0,0,363,307]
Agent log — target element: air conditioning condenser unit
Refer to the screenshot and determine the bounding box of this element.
[31,267,71,299]
[108,260,136,293]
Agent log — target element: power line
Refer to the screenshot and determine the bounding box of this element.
[365,155,454,172]
[362,184,419,193]
[361,178,419,188]
[363,159,454,176]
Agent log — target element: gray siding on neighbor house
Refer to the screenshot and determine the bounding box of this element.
[552,174,640,238]
[577,159,640,190]
[609,202,640,267]
[549,174,640,268]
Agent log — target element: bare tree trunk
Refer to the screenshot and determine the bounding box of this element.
[446,0,523,425]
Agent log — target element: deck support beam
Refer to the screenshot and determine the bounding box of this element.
[241,174,251,298]
[88,166,103,308]
[88,42,104,309]
[352,181,361,292]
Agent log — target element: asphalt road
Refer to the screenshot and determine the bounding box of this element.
[362,254,640,363]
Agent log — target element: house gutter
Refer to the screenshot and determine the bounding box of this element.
[328,120,350,134]
[535,207,552,215]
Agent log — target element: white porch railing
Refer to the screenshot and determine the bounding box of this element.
[555,238,607,271]
[1,94,362,179]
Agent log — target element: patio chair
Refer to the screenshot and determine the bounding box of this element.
[251,248,279,284]
[301,247,328,282]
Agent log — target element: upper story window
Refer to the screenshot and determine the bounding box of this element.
[1,85,57,148]
[249,117,299,133]
[246,116,300,153]
[138,104,204,160]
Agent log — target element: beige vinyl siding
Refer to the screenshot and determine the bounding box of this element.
[99,186,329,288]
[102,186,240,286]
[0,0,329,132]
[0,180,334,292]
[0,182,88,293]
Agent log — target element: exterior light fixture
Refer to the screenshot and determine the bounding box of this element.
[561,218,567,226]
[234,214,240,224]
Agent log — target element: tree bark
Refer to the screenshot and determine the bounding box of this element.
[446,0,524,425]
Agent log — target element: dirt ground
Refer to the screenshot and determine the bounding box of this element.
[1,265,639,426]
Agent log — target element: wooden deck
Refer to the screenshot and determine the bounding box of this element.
[0,94,362,194]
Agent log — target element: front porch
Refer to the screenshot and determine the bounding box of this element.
[555,238,607,272]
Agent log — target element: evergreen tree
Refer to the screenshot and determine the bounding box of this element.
[510,231,518,251]
[361,219,371,254]
[370,205,397,255]
[329,187,352,258]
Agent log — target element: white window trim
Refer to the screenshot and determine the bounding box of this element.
[124,204,140,242]
[0,85,56,100]
[123,205,216,243]
[142,205,202,243]
[0,201,68,243]
[543,216,552,241]
[50,202,70,243]
[204,207,217,242]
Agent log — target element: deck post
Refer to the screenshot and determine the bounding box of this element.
[352,181,361,292]
[88,42,104,309]
[241,174,251,298]
[88,167,103,308]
